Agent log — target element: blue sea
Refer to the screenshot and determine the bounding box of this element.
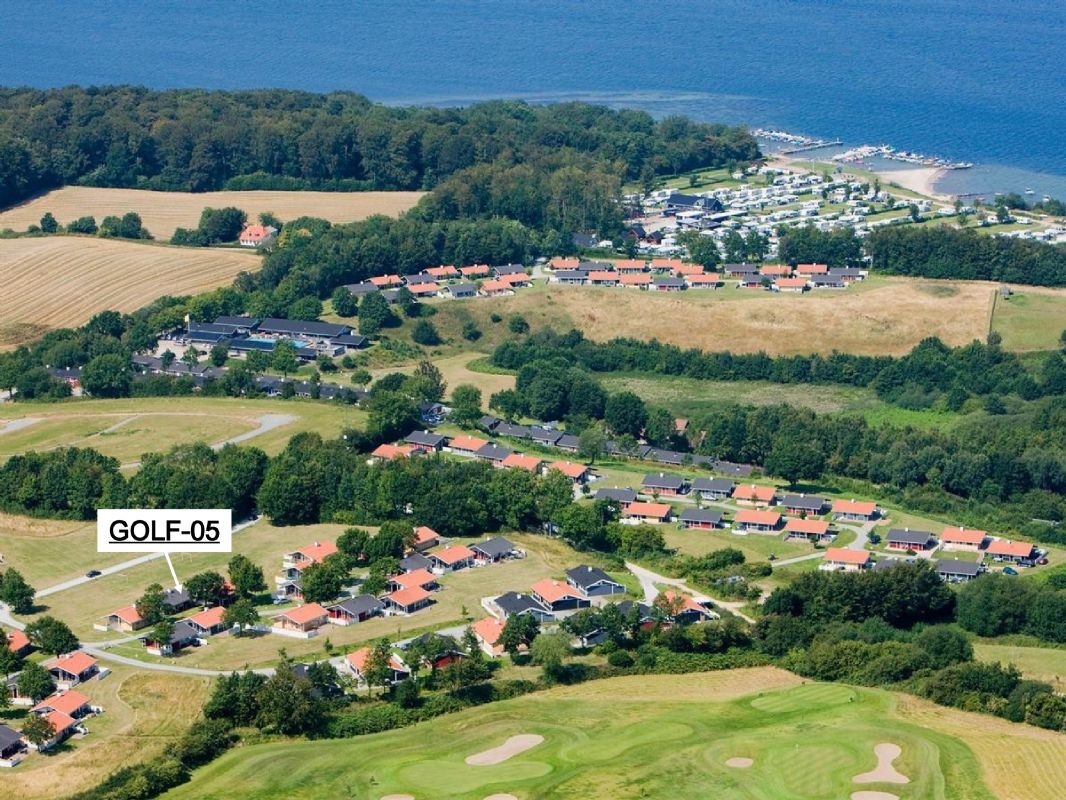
[1,0,1064,199]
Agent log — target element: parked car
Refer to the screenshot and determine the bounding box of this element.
[1037,557,1049,565]
[1002,566,1019,576]
[86,569,102,578]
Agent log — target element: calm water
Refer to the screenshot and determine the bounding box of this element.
[2,0,1064,198]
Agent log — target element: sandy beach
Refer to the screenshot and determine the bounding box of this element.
[878,167,950,200]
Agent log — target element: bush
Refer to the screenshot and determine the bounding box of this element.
[412,319,442,346]
[507,314,529,334]
[607,650,634,668]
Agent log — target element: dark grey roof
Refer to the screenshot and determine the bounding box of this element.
[781,493,827,512]
[595,487,638,504]
[476,443,513,461]
[692,477,735,494]
[554,270,587,281]
[529,428,562,445]
[449,283,478,295]
[258,318,351,338]
[0,723,23,750]
[572,232,598,248]
[405,430,446,447]
[886,529,936,546]
[214,316,260,328]
[170,620,199,644]
[493,263,527,276]
[566,565,620,591]
[556,433,580,450]
[495,591,549,616]
[495,422,531,439]
[189,321,241,335]
[872,558,909,571]
[679,508,723,525]
[471,537,515,559]
[163,588,190,608]
[652,277,685,288]
[666,193,723,211]
[331,595,383,616]
[615,600,652,619]
[332,334,368,348]
[479,415,502,430]
[642,473,685,490]
[345,282,379,296]
[810,274,846,286]
[647,449,685,465]
[399,553,433,572]
[228,338,276,352]
[713,460,754,477]
[723,262,760,274]
[829,268,863,277]
[936,559,982,577]
[578,260,614,271]
[382,289,402,303]
[404,272,436,285]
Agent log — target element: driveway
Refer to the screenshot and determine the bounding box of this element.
[625,560,756,624]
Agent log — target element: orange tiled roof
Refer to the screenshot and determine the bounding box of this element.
[941,527,987,544]
[33,690,90,716]
[734,509,781,526]
[823,548,871,565]
[386,586,432,607]
[624,501,672,519]
[832,499,877,515]
[532,578,584,604]
[549,460,588,479]
[472,617,505,645]
[784,518,829,535]
[986,539,1035,558]
[275,603,328,625]
[48,651,97,676]
[431,545,476,566]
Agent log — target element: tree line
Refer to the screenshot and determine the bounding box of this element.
[0,86,756,208]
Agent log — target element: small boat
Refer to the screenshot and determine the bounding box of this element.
[1025,188,1035,195]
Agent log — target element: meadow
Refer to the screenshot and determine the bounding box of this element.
[0,236,257,347]
[157,668,1044,800]
[0,664,210,800]
[0,187,425,240]
[972,643,1066,692]
[990,288,1066,352]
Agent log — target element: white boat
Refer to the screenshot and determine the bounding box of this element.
[1025,188,1035,195]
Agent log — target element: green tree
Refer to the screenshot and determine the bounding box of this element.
[21,712,56,748]
[150,618,176,652]
[300,555,347,603]
[508,314,530,334]
[412,319,442,346]
[136,583,168,625]
[530,631,571,681]
[367,390,420,442]
[461,320,482,341]
[228,554,266,598]
[678,230,721,267]
[223,598,259,636]
[765,437,826,487]
[358,292,392,336]
[209,343,229,367]
[0,630,22,676]
[255,667,321,735]
[24,616,79,655]
[66,215,97,234]
[197,206,247,243]
[577,423,607,464]
[82,353,132,397]
[489,388,525,420]
[0,568,36,613]
[16,661,55,703]
[450,384,483,427]
[39,212,59,233]
[182,346,201,368]
[271,340,299,377]
[363,638,396,696]
[618,523,666,557]
[330,286,358,317]
[604,391,647,437]
[185,571,227,607]
[500,614,540,655]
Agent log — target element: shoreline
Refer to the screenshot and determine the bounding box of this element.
[769,153,951,202]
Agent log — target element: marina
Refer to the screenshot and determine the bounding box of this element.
[831,144,973,170]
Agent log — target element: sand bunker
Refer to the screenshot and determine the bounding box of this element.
[851,793,899,800]
[853,743,909,784]
[380,795,415,800]
[725,757,754,768]
[465,734,545,766]
[484,795,519,800]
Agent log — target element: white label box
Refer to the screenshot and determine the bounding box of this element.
[97,509,232,553]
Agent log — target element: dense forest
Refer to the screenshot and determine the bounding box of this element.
[0,86,757,211]
[866,226,1066,287]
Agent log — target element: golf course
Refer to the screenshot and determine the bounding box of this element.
[160,668,1030,800]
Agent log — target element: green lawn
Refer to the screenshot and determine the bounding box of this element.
[972,642,1066,692]
[161,670,1002,800]
[991,290,1066,352]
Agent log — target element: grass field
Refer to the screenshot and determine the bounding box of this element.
[0,664,210,800]
[403,276,999,358]
[159,669,1025,800]
[0,186,425,240]
[972,643,1066,692]
[0,396,365,461]
[0,236,258,347]
[990,288,1066,352]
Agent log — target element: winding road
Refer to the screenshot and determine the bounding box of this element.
[120,413,295,468]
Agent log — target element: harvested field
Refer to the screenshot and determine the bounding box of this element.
[0,186,424,240]
[0,236,257,346]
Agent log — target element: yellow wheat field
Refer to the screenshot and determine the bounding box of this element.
[0,186,425,240]
[0,236,258,347]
